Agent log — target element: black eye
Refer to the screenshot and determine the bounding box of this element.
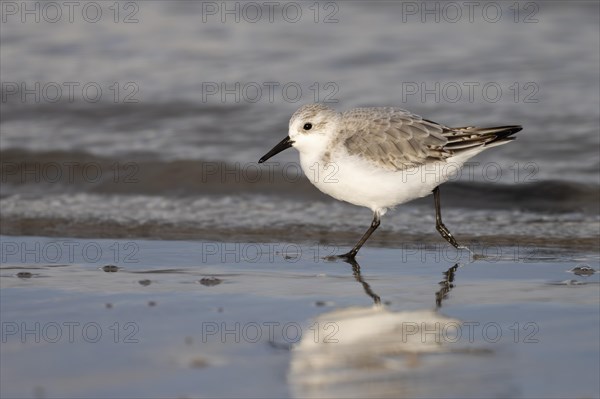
[303,123,312,130]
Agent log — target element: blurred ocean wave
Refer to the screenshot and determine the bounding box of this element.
[1,1,598,243]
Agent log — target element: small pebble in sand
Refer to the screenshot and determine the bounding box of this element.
[105,303,113,309]
[102,265,119,272]
[314,300,335,307]
[17,272,33,278]
[570,265,596,276]
[139,279,152,286]
[148,301,156,307]
[199,277,222,286]
[189,357,209,368]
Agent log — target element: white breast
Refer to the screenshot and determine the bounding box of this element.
[299,150,470,214]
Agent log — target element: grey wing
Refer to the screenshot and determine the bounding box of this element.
[341,108,450,171]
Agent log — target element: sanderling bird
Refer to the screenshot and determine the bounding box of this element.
[259,104,522,260]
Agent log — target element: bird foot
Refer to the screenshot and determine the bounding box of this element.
[337,252,357,260]
[324,252,357,263]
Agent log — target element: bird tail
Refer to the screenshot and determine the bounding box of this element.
[443,125,523,152]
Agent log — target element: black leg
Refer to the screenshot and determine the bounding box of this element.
[433,186,464,249]
[339,212,381,259]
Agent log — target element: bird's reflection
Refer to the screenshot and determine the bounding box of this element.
[289,259,493,398]
[344,257,381,305]
[290,259,475,399]
[435,263,460,308]
[336,258,461,308]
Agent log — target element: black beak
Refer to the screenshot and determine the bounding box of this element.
[258,136,294,163]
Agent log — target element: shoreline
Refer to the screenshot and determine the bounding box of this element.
[2,218,598,253]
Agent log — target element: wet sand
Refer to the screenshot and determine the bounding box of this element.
[1,235,598,398]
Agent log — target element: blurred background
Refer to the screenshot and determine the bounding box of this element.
[1,2,599,399]
[1,1,599,244]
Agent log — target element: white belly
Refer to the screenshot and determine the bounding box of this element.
[299,151,466,213]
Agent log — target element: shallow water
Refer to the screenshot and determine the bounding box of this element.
[1,236,598,398]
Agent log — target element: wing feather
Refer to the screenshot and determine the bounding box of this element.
[341,108,450,171]
[339,108,522,171]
